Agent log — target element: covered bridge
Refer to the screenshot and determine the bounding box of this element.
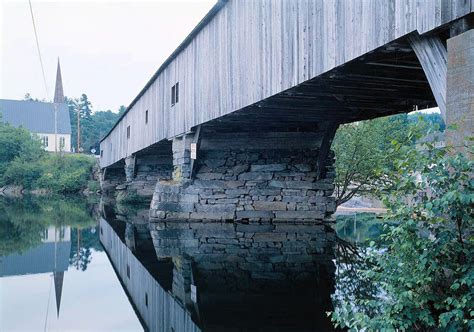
[100,0,473,225]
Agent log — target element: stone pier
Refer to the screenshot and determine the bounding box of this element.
[100,141,173,202]
[150,130,336,224]
[446,29,474,153]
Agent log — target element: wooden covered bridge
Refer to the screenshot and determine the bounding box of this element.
[100,0,473,226]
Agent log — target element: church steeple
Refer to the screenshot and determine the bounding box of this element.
[53,58,64,103]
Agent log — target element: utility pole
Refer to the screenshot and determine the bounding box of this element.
[54,103,58,153]
[77,106,80,153]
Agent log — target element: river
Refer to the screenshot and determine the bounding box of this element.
[0,196,382,331]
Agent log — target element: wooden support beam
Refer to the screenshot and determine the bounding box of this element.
[408,33,447,122]
[316,121,339,180]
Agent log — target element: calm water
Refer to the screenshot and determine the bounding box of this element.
[0,197,381,331]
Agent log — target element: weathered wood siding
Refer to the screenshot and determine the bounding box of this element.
[100,0,473,167]
[100,218,200,332]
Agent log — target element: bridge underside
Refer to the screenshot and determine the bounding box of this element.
[206,37,436,134]
[101,28,473,234]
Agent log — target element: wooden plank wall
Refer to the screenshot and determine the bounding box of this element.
[100,0,473,168]
[100,218,201,332]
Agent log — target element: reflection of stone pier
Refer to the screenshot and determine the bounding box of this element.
[151,220,336,331]
[101,200,337,330]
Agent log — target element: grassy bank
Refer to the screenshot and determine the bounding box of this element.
[0,119,98,194]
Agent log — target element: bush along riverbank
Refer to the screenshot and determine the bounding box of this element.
[0,119,99,196]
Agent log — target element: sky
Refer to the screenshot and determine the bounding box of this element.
[1,0,216,112]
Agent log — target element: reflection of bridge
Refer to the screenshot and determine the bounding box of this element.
[100,1,473,230]
[99,216,201,332]
[100,204,337,331]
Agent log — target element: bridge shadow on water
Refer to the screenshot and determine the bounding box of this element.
[100,202,339,332]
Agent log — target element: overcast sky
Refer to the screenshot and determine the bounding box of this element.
[1,0,216,112]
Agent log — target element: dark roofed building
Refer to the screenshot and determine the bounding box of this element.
[0,99,71,134]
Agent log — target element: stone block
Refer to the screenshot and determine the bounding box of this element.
[286,181,314,189]
[195,203,236,213]
[214,198,239,204]
[149,210,166,219]
[253,201,287,211]
[231,164,249,175]
[235,210,274,219]
[235,223,275,232]
[268,180,286,188]
[249,189,281,196]
[155,202,195,213]
[250,164,287,172]
[178,193,199,203]
[153,238,199,248]
[282,196,308,203]
[195,172,223,180]
[253,232,287,242]
[190,212,234,220]
[225,189,249,197]
[155,182,181,193]
[238,172,273,181]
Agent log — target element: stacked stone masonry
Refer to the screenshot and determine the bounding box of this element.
[150,148,336,223]
[119,153,173,199]
[150,220,336,284]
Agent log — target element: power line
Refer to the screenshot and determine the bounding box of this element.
[28,0,50,99]
[44,273,53,331]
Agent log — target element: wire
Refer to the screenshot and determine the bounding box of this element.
[28,0,50,99]
[44,274,53,331]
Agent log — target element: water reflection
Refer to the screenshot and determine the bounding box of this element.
[101,202,338,331]
[1,196,379,331]
[332,213,385,325]
[0,196,142,331]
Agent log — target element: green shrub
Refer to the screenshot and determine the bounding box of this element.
[2,158,43,189]
[0,117,97,194]
[331,138,474,331]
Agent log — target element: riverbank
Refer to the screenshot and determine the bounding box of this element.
[0,119,100,196]
[0,153,100,197]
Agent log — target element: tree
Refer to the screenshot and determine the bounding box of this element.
[330,135,474,331]
[65,96,79,151]
[0,119,44,179]
[332,114,411,206]
[118,105,126,115]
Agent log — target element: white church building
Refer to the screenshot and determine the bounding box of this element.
[0,60,72,152]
